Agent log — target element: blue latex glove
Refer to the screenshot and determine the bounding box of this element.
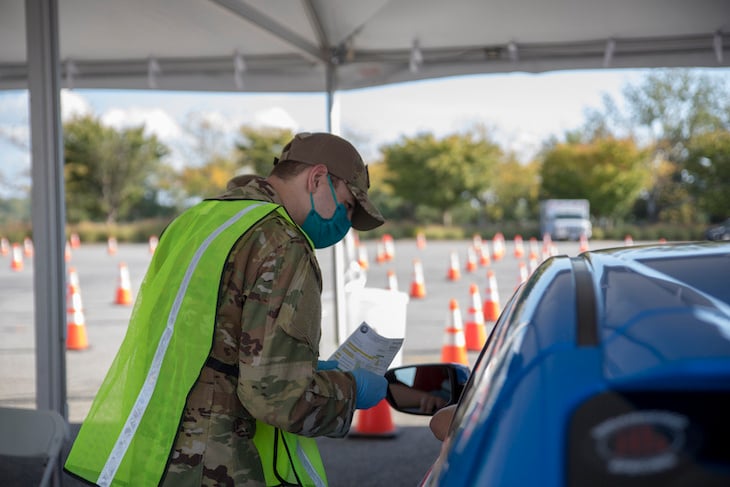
[317,360,340,371]
[350,368,387,410]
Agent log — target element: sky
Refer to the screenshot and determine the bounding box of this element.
[1,67,728,197]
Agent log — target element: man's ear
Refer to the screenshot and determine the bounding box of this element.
[306,164,329,192]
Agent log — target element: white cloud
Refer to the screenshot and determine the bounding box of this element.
[0,92,28,119]
[252,107,299,130]
[61,89,92,120]
[190,110,239,133]
[101,106,183,142]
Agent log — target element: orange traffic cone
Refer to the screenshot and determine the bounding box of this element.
[465,246,478,273]
[10,243,24,271]
[386,269,399,291]
[478,241,491,267]
[148,235,159,254]
[513,235,525,259]
[541,242,552,262]
[491,233,505,261]
[375,241,387,264]
[550,244,560,257]
[68,266,81,293]
[23,237,34,258]
[107,236,118,255]
[446,251,461,281]
[350,398,398,438]
[579,234,590,253]
[70,232,81,249]
[441,299,468,365]
[66,268,89,351]
[416,231,427,250]
[517,261,528,287]
[528,253,539,275]
[382,234,395,262]
[1,237,9,256]
[529,246,540,261]
[483,270,501,322]
[624,235,634,246]
[65,240,72,262]
[357,244,370,270]
[115,262,133,305]
[465,284,487,351]
[409,259,427,299]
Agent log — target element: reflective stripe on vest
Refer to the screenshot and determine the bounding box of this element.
[65,199,318,486]
[253,421,328,487]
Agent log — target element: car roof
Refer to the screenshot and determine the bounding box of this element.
[435,241,730,486]
[582,241,730,385]
[523,242,730,386]
[590,241,730,302]
[511,242,730,386]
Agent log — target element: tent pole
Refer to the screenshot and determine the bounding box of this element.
[326,64,348,346]
[26,0,68,424]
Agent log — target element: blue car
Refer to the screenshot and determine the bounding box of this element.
[386,241,730,486]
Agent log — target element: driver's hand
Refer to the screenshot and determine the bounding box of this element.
[430,404,457,441]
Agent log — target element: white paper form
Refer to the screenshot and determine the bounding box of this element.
[328,322,404,375]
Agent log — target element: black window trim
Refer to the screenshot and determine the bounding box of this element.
[571,257,598,346]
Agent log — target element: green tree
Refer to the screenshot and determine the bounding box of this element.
[488,156,540,222]
[178,155,239,198]
[64,115,169,223]
[541,138,651,220]
[235,126,294,176]
[382,129,502,225]
[583,69,730,223]
[685,130,730,221]
[624,69,729,156]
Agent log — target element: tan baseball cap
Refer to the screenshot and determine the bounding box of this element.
[275,132,385,231]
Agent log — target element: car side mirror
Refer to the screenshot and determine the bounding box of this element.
[385,363,470,416]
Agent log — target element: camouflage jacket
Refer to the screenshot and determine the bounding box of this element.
[161,176,356,487]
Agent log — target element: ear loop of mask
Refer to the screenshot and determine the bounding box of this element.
[309,174,340,210]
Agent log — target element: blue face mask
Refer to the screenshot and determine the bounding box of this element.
[300,175,352,249]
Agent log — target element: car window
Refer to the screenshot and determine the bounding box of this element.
[601,263,720,331]
[444,285,523,449]
[634,253,730,304]
[425,261,577,485]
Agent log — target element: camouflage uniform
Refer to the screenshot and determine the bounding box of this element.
[161,175,356,487]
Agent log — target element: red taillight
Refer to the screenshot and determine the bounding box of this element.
[612,424,670,457]
[591,411,688,474]
[569,391,730,487]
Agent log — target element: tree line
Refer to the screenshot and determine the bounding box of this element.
[1,69,728,240]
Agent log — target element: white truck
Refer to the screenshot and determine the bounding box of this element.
[539,199,592,241]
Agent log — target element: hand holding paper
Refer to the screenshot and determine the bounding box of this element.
[351,368,387,409]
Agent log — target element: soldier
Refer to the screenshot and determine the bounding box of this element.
[65,132,387,486]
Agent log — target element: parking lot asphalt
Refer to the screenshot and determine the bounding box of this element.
[0,236,620,486]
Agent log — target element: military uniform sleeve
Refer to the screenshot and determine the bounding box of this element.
[236,216,356,438]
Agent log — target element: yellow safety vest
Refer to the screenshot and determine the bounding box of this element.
[65,199,327,487]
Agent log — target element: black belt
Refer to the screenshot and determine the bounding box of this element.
[205,356,240,377]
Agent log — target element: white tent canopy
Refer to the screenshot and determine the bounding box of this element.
[1,0,728,439]
[2,0,728,93]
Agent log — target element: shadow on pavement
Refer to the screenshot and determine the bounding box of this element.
[0,423,441,487]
